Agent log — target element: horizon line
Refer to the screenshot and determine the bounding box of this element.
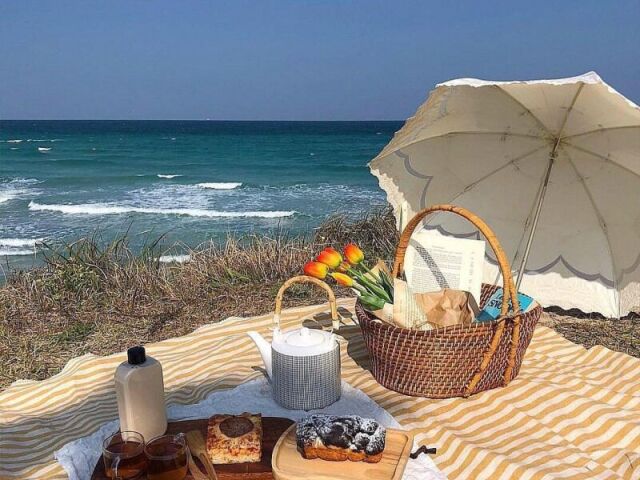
[0,118,404,122]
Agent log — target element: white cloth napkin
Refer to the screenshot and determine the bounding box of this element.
[55,378,444,480]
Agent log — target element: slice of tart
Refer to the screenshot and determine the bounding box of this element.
[206,413,262,464]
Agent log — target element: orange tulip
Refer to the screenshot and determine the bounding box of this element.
[337,261,351,273]
[344,243,364,265]
[303,261,328,279]
[330,272,354,287]
[316,247,342,269]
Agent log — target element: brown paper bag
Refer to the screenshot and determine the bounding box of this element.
[414,289,480,328]
[380,276,479,330]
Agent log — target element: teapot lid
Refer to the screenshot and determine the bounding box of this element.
[272,327,336,357]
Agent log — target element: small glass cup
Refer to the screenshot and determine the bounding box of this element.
[102,431,146,480]
[144,433,189,480]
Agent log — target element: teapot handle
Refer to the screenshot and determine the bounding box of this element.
[274,275,339,331]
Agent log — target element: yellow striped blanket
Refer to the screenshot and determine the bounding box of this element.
[1,299,639,479]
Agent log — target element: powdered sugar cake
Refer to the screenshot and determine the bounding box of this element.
[296,415,386,463]
[273,422,414,480]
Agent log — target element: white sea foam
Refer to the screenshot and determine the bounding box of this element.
[28,201,295,218]
[0,178,41,203]
[157,174,182,179]
[38,147,52,152]
[0,248,35,256]
[159,254,191,263]
[7,139,22,143]
[2,178,41,186]
[196,182,242,190]
[10,147,19,150]
[0,238,43,256]
[0,238,44,247]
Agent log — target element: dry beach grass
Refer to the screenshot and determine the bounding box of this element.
[1,208,638,389]
[0,209,397,388]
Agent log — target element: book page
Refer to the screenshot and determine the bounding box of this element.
[404,230,485,304]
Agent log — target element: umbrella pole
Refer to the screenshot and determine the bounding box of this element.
[515,150,557,292]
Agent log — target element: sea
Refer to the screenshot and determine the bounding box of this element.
[0,120,401,272]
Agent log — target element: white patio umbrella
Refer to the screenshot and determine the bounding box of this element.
[371,72,640,317]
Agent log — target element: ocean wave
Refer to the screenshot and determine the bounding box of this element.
[38,147,52,152]
[0,238,44,247]
[157,174,182,179]
[4,178,41,185]
[0,237,42,256]
[159,254,191,263]
[196,182,242,190]
[28,201,295,218]
[0,248,36,256]
[0,178,41,203]
[27,139,61,142]
[6,139,22,143]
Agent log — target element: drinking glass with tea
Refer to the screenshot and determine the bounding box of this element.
[144,432,189,480]
[102,431,146,480]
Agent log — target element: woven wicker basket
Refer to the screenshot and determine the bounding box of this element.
[356,204,543,398]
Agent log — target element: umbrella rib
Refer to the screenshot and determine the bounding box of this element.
[561,125,640,141]
[419,130,542,139]
[562,146,620,311]
[562,142,640,182]
[493,85,553,136]
[439,131,543,140]
[370,131,546,165]
[439,143,548,206]
[555,84,584,140]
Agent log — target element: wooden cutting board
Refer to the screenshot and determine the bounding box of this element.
[272,424,414,480]
[91,417,294,479]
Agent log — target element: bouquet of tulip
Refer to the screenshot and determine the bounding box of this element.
[303,244,394,311]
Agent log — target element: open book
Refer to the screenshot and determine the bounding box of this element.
[404,230,485,304]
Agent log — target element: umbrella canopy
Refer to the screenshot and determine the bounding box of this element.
[371,72,640,317]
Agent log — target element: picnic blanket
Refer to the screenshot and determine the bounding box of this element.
[1,298,639,479]
[54,378,443,480]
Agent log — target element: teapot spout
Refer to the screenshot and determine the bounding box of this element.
[247,331,272,379]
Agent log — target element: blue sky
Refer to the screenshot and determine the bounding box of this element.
[0,0,638,120]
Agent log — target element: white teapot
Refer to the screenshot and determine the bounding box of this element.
[248,276,341,410]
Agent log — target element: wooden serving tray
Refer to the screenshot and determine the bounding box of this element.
[91,417,294,479]
[272,424,414,480]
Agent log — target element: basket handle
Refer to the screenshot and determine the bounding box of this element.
[274,275,339,331]
[391,204,522,394]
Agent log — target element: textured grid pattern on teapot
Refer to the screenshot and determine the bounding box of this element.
[272,347,341,410]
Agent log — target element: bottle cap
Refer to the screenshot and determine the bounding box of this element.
[127,346,146,365]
